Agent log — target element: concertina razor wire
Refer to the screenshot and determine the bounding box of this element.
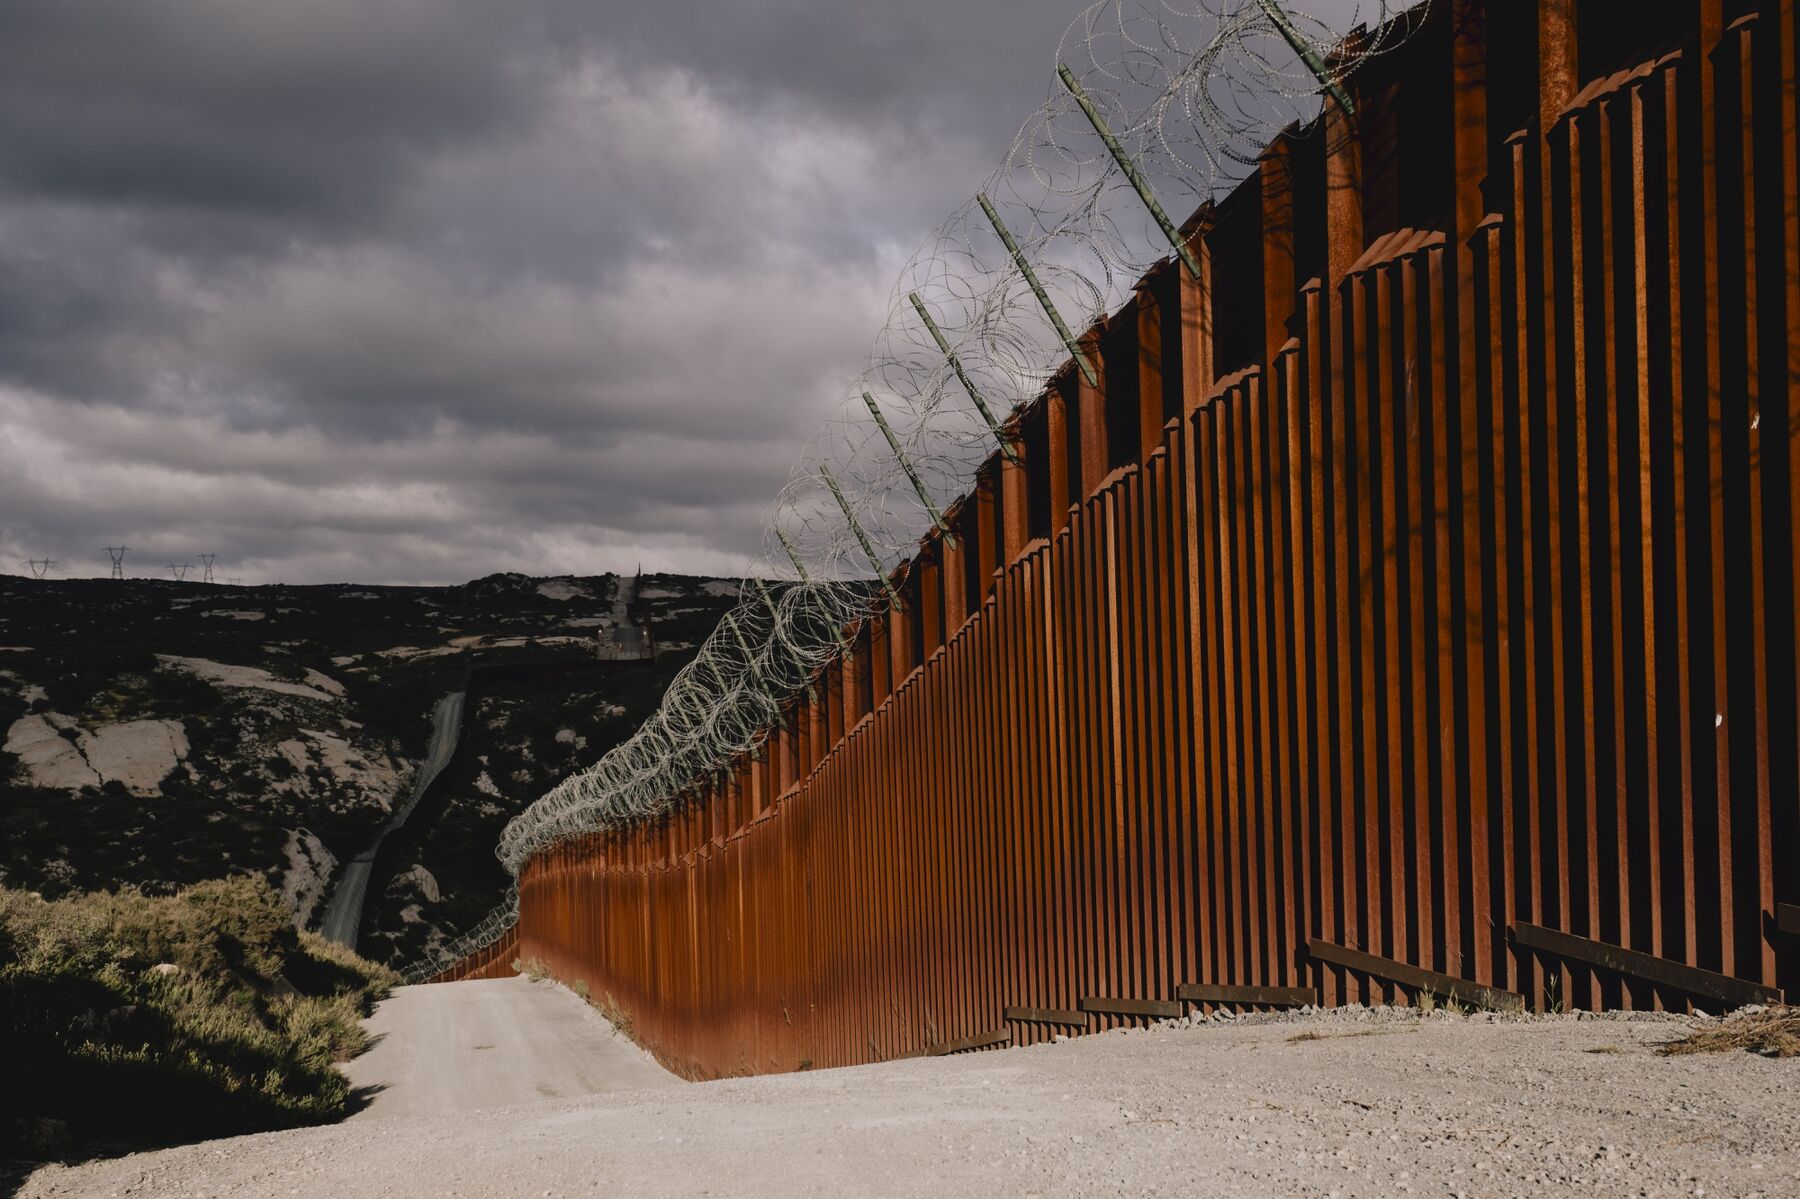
[405,0,1421,983]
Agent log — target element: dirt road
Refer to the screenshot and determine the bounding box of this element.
[320,690,464,947]
[341,978,675,1120]
[23,999,1796,1198]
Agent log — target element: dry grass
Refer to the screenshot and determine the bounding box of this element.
[0,877,396,1159]
[1286,1027,1414,1044]
[1658,1006,1800,1059]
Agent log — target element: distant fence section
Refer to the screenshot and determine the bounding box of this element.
[440,0,1797,1078]
[432,924,516,982]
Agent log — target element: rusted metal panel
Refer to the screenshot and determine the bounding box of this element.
[1726,11,1778,995]
[429,2,1797,1081]
[1268,347,1304,996]
[1175,983,1318,1007]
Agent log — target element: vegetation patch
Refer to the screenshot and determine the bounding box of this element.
[0,876,395,1162]
[1658,1006,1799,1059]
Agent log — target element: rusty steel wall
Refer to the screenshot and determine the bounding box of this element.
[455,0,1797,1078]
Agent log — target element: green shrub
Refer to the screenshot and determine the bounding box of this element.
[0,876,396,1161]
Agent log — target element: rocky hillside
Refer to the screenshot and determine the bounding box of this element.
[0,572,737,967]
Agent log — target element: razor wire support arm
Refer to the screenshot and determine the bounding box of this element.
[977,192,1099,389]
[862,391,957,547]
[775,530,809,584]
[693,630,749,755]
[820,466,905,611]
[752,573,821,703]
[908,292,1020,464]
[773,533,852,658]
[1254,0,1355,117]
[1056,63,1205,283]
[724,605,786,734]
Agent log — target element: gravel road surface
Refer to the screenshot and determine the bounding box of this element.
[22,997,1796,1198]
[341,978,676,1120]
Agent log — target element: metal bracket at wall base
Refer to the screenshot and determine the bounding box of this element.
[1003,1005,1086,1027]
[925,1028,1012,1056]
[1306,937,1526,1012]
[1509,922,1782,1008]
[1175,983,1318,1008]
[1078,996,1183,1020]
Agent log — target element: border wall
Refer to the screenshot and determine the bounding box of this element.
[438,0,1800,1080]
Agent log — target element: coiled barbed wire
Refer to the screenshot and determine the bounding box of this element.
[406,0,1421,981]
[401,886,519,983]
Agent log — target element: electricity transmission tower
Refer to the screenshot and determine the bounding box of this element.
[167,562,193,582]
[21,559,55,580]
[104,545,130,579]
[197,553,217,584]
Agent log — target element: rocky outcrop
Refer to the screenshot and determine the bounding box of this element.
[4,712,189,796]
[279,829,337,929]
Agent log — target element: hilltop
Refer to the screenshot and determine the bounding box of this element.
[0,572,738,967]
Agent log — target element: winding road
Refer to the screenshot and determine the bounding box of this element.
[320,690,465,948]
[597,570,650,660]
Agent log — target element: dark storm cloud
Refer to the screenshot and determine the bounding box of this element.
[544,0,1071,143]
[0,1,546,226]
[0,0,1125,583]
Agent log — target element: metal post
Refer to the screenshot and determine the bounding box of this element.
[907,292,1020,464]
[1254,0,1355,118]
[820,466,905,611]
[977,192,1100,388]
[1055,63,1205,282]
[861,392,957,547]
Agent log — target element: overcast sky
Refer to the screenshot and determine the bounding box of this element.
[0,0,1129,584]
[0,1,1390,586]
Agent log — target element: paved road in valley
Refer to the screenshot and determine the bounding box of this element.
[320,690,465,948]
[595,571,651,660]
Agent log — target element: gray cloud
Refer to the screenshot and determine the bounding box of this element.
[0,0,1110,583]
